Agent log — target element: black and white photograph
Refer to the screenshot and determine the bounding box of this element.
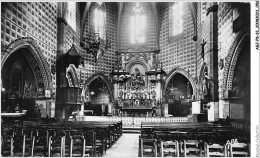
[0,1,259,157]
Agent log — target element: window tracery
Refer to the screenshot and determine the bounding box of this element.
[93,2,106,40]
[67,2,76,31]
[130,2,146,44]
[169,2,184,37]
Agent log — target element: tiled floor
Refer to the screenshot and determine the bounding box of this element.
[103,133,140,157]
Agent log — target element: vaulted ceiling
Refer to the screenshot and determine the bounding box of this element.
[79,2,160,47]
[78,2,197,47]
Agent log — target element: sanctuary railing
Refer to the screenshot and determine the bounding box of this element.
[76,116,191,128]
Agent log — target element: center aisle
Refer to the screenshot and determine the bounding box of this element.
[103,134,140,157]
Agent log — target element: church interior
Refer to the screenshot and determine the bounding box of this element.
[1,2,254,157]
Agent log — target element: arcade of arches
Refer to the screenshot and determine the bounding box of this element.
[1,2,255,157]
[1,1,252,127]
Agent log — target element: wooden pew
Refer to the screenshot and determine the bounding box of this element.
[140,122,239,157]
[26,120,122,157]
[68,121,122,146]
[34,120,122,144]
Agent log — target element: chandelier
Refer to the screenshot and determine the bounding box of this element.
[80,32,111,63]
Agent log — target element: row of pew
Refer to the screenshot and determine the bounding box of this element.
[1,121,122,157]
[139,122,250,157]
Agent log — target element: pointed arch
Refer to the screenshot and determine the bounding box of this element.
[82,73,114,102]
[163,67,196,97]
[1,37,52,90]
[223,33,250,91]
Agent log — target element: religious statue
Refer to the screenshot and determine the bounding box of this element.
[23,81,32,98]
[130,67,145,89]
[202,77,208,96]
[137,75,145,87]
[134,67,140,75]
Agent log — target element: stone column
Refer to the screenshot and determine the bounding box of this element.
[55,2,68,122]
[206,2,219,102]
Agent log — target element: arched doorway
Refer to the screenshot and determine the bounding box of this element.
[221,34,250,120]
[228,38,250,120]
[164,69,194,116]
[1,37,52,115]
[82,73,114,116]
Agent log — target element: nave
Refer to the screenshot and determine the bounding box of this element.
[103,134,139,157]
[1,1,254,157]
[1,119,250,157]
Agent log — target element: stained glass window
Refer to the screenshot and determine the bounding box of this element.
[130,3,146,44]
[93,2,106,40]
[67,2,76,31]
[169,2,184,37]
[201,2,207,23]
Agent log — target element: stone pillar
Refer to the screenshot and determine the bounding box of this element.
[196,2,219,103]
[55,2,68,122]
[206,3,219,102]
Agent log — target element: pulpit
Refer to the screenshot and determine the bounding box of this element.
[55,44,83,122]
[56,87,82,122]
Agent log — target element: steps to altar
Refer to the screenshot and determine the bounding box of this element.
[76,116,191,128]
[122,127,141,133]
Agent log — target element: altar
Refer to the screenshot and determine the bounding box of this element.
[118,97,159,117]
[120,107,154,117]
[110,49,167,117]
